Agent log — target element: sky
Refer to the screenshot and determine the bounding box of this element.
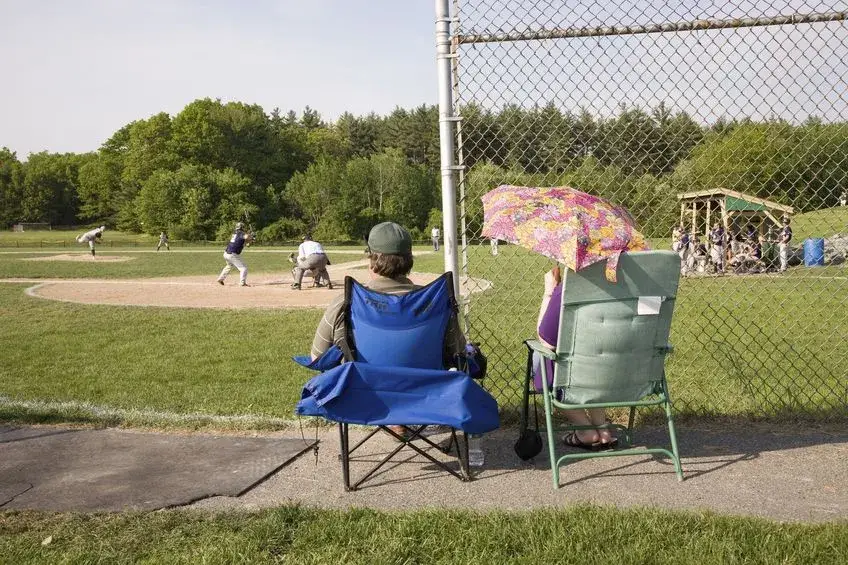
[0,0,437,156]
[2,1,846,157]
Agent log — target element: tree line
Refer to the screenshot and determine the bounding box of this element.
[1,98,845,241]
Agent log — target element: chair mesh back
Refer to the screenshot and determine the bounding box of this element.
[347,273,454,370]
[554,251,680,403]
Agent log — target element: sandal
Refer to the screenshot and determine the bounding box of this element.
[597,421,619,450]
[563,432,603,451]
[596,438,619,451]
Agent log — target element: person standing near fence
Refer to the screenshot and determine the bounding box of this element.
[778,216,793,272]
[157,231,170,251]
[709,222,725,274]
[431,226,440,251]
[216,222,254,287]
[671,225,690,275]
[292,235,332,290]
[76,226,105,257]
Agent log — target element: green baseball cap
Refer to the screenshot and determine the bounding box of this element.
[368,222,412,254]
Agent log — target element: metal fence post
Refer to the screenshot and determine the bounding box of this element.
[436,0,461,297]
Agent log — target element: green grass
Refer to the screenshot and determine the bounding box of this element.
[0,249,362,279]
[417,245,847,421]
[791,206,848,240]
[0,229,162,247]
[0,229,437,250]
[2,505,845,564]
[0,241,844,426]
[0,283,320,425]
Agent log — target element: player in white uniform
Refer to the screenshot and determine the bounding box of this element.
[291,235,331,290]
[157,231,170,251]
[76,226,105,256]
[671,225,690,275]
[778,216,793,272]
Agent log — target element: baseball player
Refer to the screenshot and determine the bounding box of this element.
[156,231,170,251]
[216,222,254,287]
[431,226,440,251]
[709,222,725,273]
[778,216,793,272]
[76,226,105,256]
[291,235,331,290]
[671,225,690,275]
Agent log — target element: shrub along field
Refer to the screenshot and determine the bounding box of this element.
[0,236,845,425]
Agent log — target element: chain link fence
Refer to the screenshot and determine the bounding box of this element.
[446,1,848,421]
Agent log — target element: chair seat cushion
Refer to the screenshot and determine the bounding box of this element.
[296,362,499,435]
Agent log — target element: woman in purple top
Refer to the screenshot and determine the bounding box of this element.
[537,266,618,450]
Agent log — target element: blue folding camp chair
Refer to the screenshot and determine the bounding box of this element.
[295,272,499,491]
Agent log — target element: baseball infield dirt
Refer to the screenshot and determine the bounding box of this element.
[23,254,135,262]
[21,267,491,310]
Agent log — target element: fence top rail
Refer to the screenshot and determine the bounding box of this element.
[456,11,847,44]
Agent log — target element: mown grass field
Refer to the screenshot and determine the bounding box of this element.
[2,505,846,565]
[0,231,845,561]
[0,229,436,250]
[416,245,847,421]
[0,248,363,279]
[0,233,846,424]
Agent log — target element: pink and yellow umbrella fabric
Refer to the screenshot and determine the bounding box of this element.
[481,185,649,282]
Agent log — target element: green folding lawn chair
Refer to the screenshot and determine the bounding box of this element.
[524,250,684,488]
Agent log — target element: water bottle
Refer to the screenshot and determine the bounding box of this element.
[468,434,485,467]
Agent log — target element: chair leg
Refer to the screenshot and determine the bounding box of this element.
[663,394,684,482]
[455,430,471,481]
[344,425,468,490]
[626,406,636,445]
[520,347,534,434]
[539,364,560,489]
[339,423,352,491]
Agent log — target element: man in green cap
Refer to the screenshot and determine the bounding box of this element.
[309,221,466,366]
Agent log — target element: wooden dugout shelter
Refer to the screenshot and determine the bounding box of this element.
[676,188,795,240]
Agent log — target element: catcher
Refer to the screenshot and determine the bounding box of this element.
[291,235,332,290]
[289,252,331,287]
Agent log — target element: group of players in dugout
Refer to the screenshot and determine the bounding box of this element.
[671,217,793,275]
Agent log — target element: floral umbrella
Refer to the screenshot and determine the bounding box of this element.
[481,184,650,282]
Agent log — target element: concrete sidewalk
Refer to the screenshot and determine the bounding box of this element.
[0,425,315,512]
[1,423,845,522]
[191,423,847,523]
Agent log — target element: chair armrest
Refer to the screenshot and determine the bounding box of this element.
[524,339,557,360]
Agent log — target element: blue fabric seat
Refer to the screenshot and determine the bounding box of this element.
[295,272,499,490]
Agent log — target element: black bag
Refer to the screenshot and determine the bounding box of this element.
[514,428,543,461]
[514,390,543,461]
